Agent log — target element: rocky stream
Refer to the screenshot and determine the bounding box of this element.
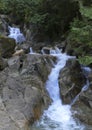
[0,15,92,130]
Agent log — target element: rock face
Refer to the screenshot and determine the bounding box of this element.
[0,16,8,36]
[0,36,16,58]
[72,71,92,125]
[0,57,7,70]
[0,54,56,130]
[59,59,86,104]
[72,84,92,125]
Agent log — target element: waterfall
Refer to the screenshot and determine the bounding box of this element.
[29,47,34,54]
[31,50,85,130]
[8,26,25,43]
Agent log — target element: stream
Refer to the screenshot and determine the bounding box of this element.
[31,53,85,130]
[8,26,91,130]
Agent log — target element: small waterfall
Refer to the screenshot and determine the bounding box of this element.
[8,26,25,43]
[29,47,34,54]
[31,50,85,130]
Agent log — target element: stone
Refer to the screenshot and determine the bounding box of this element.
[72,84,92,125]
[0,53,55,130]
[0,36,16,58]
[0,57,8,71]
[12,49,24,56]
[59,59,86,104]
[41,47,51,54]
[0,16,8,36]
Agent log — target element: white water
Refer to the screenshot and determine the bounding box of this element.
[31,52,85,130]
[29,47,34,54]
[8,26,25,43]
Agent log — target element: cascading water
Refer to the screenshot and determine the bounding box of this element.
[31,51,85,130]
[8,26,25,43]
[29,47,34,54]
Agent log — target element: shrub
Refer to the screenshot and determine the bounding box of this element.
[0,0,80,40]
[68,2,92,65]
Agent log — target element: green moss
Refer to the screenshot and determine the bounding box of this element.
[0,36,16,58]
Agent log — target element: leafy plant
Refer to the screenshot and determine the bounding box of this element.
[68,1,92,66]
[80,2,92,19]
[78,56,92,66]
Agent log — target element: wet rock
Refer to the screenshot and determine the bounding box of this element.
[41,47,51,54]
[0,36,16,58]
[72,84,92,125]
[59,59,86,104]
[88,72,92,83]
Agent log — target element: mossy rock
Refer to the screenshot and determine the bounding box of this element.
[0,36,16,58]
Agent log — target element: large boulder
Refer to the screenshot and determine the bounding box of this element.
[0,53,56,130]
[72,84,92,125]
[59,59,86,104]
[0,36,16,58]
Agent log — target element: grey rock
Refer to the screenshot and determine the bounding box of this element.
[72,84,92,125]
[59,59,86,104]
[0,53,55,130]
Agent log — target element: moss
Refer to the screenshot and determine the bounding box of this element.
[0,36,16,58]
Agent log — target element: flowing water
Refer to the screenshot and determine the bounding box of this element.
[7,26,91,130]
[31,52,85,130]
[8,26,25,43]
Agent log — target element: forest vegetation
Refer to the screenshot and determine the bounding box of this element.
[0,0,92,65]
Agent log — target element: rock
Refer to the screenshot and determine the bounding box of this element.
[72,84,92,125]
[0,16,8,36]
[0,53,56,130]
[15,43,30,54]
[41,47,51,54]
[88,72,92,83]
[8,56,21,71]
[0,57,8,71]
[21,54,56,82]
[59,59,86,104]
[0,36,16,58]
[12,49,24,56]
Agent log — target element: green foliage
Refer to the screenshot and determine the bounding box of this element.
[80,2,92,19]
[81,0,92,6]
[0,0,44,24]
[78,56,92,66]
[0,0,7,13]
[69,19,92,44]
[0,0,80,39]
[68,1,92,66]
